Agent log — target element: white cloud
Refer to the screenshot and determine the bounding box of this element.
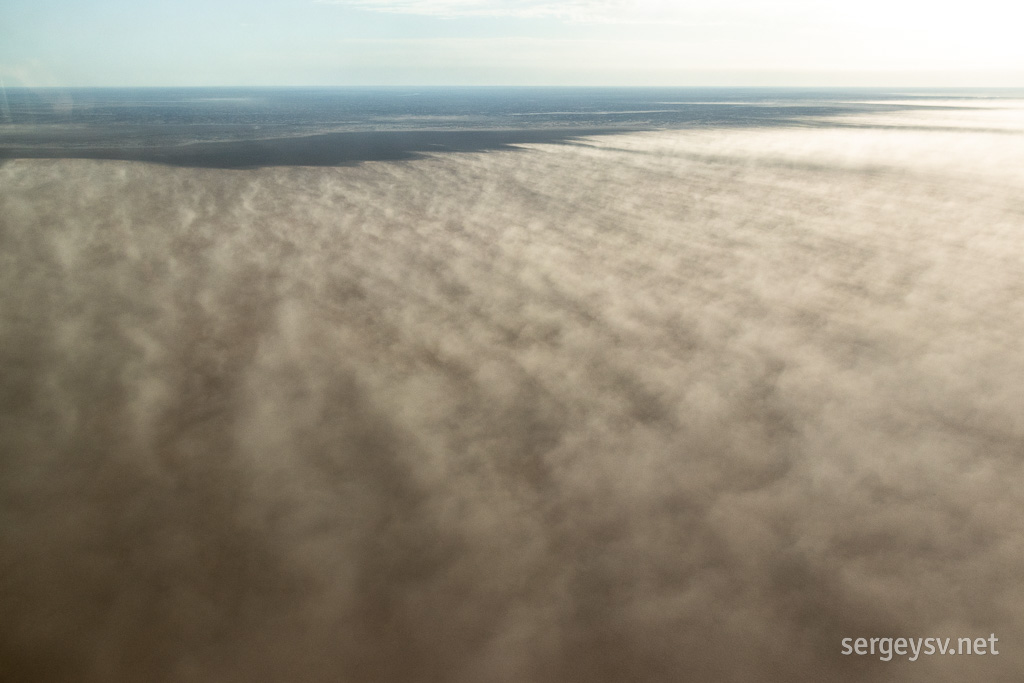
[311,0,1024,75]
[315,0,809,24]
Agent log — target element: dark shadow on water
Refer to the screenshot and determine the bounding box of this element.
[0,128,644,169]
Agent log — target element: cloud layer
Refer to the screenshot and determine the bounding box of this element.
[315,0,699,22]
[2,105,1024,681]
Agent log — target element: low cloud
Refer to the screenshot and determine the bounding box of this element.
[2,108,1023,681]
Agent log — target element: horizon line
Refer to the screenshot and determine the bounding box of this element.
[5,84,1024,90]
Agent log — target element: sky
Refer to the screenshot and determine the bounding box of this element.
[2,0,1023,87]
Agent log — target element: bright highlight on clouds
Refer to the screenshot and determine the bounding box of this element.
[319,0,1024,80]
[325,0,1023,32]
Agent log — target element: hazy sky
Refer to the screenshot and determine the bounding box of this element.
[2,0,1023,86]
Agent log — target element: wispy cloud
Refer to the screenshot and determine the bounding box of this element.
[4,102,1024,680]
[314,0,786,24]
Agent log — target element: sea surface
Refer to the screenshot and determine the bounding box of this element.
[2,87,1024,682]
[2,86,1021,166]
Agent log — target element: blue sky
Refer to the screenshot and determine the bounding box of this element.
[2,0,1023,86]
